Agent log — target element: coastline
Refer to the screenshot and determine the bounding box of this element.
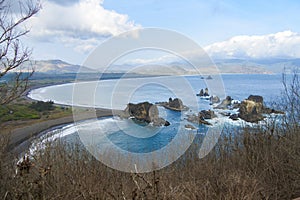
[9,107,116,155]
[6,73,283,155]
[7,82,120,155]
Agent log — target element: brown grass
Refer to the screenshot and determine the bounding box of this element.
[0,123,299,200]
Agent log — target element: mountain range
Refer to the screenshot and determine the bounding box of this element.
[27,58,300,75]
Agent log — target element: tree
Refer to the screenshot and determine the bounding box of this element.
[0,0,40,105]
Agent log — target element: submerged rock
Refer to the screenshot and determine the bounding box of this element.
[220,111,231,117]
[185,124,196,130]
[123,102,170,126]
[229,114,239,121]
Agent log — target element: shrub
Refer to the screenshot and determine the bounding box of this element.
[30,101,54,112]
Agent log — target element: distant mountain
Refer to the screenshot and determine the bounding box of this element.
[214,58,300,74]
[24,58,299,75]
[26,60,96,73]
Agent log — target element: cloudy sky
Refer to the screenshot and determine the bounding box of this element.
[19,0,300,64]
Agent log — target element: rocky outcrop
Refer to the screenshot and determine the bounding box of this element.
[238,95,284,123]
[157,98,189,111]
[123,102,170,126]
[238,97,264,123]
[214,96,233,109]
[207,75,213,80]
[199,110,217,119]
[210,95,220,104]
[186,112,213,126]
[197,88,209,97]
[199,89,204,96]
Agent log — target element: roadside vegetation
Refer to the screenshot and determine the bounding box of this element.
[0,72,299,200]
[0,101,70,123]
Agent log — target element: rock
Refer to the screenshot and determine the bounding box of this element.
[157,98,189,111]
[214,96,232,109]
[186,113,212,126]
[204,88,209,96]
[263,108,285,115]
[229,114,239,121]
[169,98,183,109]
[164,120,171,126]
[238,97,264,123]
[123,102,170,126]
[210,95,220,104]
[198,118,212,125]
[238,95,284,123]
[220,112,231,116]
[153,118,170,126]
[197,88,210,97]
[185,124,196,130]
[199,89,204,96]
[199,110,217,119]
[248,95,263,103]
[231,100,240,109]
[207,75,213,79]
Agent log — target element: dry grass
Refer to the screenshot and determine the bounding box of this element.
[0,116,299,199]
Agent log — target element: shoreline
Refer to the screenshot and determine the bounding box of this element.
[7,82,121,155]
[7,73,283,155]
[10,107,117,155]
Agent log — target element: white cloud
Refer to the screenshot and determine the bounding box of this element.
[204,31,300,59]
[27,0,140,53]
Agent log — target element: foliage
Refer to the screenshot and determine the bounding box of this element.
[29,101,54,112]
[0,104,40,122]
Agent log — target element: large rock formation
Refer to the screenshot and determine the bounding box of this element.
[238,95,284,123]
[157,98,189,111]
[123,102,170,126]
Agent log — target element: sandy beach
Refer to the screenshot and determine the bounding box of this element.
[6,84,121,154]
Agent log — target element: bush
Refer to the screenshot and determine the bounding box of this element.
[30,101,54,112]
[0,104,40,122]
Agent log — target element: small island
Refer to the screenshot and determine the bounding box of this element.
[156,97,189,111]
[119,102,170,126]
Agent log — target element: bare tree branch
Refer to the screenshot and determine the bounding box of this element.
[0,0,40,105]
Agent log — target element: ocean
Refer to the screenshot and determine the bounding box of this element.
[27,74,286,171]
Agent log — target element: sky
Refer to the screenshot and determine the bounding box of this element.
[14,0,300,64]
